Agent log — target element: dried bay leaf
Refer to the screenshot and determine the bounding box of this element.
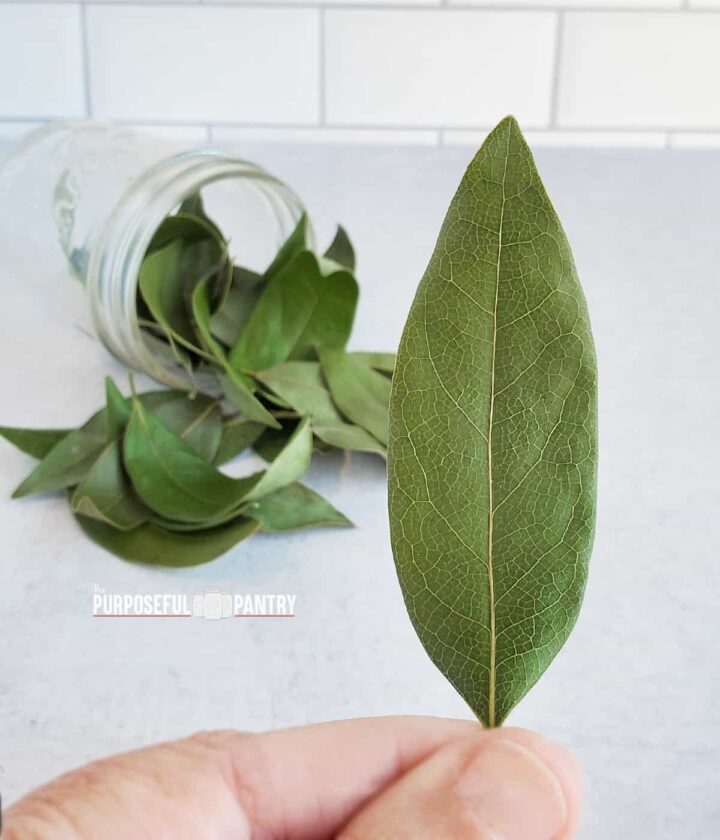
[0,427,71,460]
[228,250,321,373]
[258,362,386,456]
[76,513,259,567]
[323,225,355,272]
[248,482,351,532]
[213,418,265,466]
[388,117,597,727]
[70,440,148,531]
[319,348,391,445]
[123,397,261,523]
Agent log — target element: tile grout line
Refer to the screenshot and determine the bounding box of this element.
[549,10,564,130]
[2,115,720,135]
[79,2,93,119]
[0,2,712,12]
[318,7,326,126]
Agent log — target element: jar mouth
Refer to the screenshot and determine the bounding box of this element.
[86,149,309,391]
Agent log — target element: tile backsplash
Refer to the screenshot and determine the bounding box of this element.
[2,1,720,148]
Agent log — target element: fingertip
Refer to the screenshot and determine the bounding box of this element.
[486,727,583,839]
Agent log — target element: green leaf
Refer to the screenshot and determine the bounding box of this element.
[219,371,280,429]
[257,362,385,456]
[246,417,312,501]
[105,377,131,441]
[312,423,386,457]
[253,425,294,463]
[319,348,391,445]
[8,390,209,499]
[70,440,149,530]
[0,426,71,460]
[106,379,223,463]
[264,213,309,280]
[214,418,265,466]
[257,361,338,423]
[177,192,209,220]
[76,512,259,567]
[147,212,223,254]
[387,116,597,727]
[228,251,321,373]
[349,352,395,374]
[191,275,280,429]
[150,395,223,463]
[209,267,263,347]
[323,225,355,271]
[11,411,107,498]
[248,482,351,532]
[138,240,205,356]
[289,266,358,361]
[123,397,261,523]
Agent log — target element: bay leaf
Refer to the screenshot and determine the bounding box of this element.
[209,267,263,348]
[246,417,312,501]
[70,440,149,530]
[76,512,259,567]
[214,418,265,466]
[8,389,195,499]
[257,362,385,456]
[11,411,107,498]
[228,250,320,373]
[289,266,358,361]
[387,116,597,727]
[138,240,206,356]
[123,396,261,523]
[264,213,309,280]
[253,425,294,464]
[319,348,391,445]
[105,376,131,441]
[147,212,223,254]
[0,427,71,460]
[311,423,386,457]
[257,361,338,423]
[248,482,351,532]
[323,225,355,272]
[191,275,280,429]
[348,352,395,374]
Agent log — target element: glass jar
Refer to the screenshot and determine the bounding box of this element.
[0,122,309,390]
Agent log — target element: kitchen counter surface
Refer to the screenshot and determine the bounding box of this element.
[0,138,718,838]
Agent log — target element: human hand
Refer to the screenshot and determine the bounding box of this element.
[4,716,581,839]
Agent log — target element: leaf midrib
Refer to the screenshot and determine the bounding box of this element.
[487,128,511,727]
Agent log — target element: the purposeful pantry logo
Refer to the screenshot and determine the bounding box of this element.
[93,586,296,620]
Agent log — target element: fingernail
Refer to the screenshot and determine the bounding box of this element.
[454,738,569,840]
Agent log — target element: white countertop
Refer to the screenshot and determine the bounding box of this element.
[1,141,718,838]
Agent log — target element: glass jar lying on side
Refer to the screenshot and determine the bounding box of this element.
[0,122,309,390]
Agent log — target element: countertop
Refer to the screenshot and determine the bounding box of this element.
[0,139,718,838]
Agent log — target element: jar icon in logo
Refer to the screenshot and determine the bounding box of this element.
[193,588,233,620]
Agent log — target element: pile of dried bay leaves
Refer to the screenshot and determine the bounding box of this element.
[0,195,393,566]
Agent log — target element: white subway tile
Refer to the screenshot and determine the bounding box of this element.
[669,133,720,149]
[559,13,720,129]
[443,129,667,148]
[442,131,667,149]
[325,10,556,128]
[0,4,85,119]
[0,121,47,143]
[210,127,439,145]
[86,6,319,124]
[124,124,210,144]
[453,0,679,6]
[213,0,440,4]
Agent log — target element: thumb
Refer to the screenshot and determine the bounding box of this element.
[338,728,582,840]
